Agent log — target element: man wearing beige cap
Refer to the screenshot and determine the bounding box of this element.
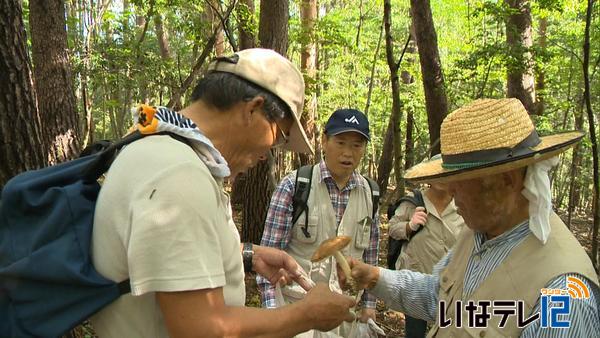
[90,48,355,337]
[342,98,599,337]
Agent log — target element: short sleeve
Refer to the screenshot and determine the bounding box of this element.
[126,161,226,295]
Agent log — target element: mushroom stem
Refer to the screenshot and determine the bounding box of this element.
[333,251,352,281]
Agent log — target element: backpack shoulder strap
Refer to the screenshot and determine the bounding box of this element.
[81,131,190,182]
[291,165,314,233]
[387,188,425,221]
[397,189,425,208]
[363,176,380,220]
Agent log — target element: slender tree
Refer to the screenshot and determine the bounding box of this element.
[258,0,288,55]
[299,0,318,166]
[238,0,290,244]
[377,0,407,198]
[403,23,417,172]
[29,0,81,163]
[364,23,384,178]
[237,0,256,50]
[0,0,46,187]
[154,14,172,60]
[230,0,256,207]
[204,0,225,56]
[410,0,448,156]
[505,0,537,114]
[582,0,598,268]
[535,17,547,116]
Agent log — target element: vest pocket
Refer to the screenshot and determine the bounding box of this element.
[354,217,372,249]
[293,215,318,244]
[398,251,422,272]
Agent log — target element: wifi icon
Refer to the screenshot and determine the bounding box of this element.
[566,276,590,299]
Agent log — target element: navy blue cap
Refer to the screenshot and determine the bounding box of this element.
[324,108,370,141]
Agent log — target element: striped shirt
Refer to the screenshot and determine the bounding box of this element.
[371,221,600,337]
[257,161,380,308]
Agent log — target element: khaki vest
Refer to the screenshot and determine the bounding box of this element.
[428,213,599,338]
[396,192,465,273]
[282,165,374,300]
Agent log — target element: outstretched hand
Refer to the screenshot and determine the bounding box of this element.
[301,283,356,331]
[337,257,380,291]
[251,245,314,291]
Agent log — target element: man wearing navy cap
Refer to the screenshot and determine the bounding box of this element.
[258,108,380,337]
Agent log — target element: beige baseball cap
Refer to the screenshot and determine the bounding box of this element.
[207,48,313,155]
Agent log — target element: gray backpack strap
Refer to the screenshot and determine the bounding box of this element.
[363,176,380,220]
[291,165,314,238]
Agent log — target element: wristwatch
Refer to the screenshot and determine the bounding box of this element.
[242,242,254,273]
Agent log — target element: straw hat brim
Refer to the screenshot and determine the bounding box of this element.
[404,131,584,184]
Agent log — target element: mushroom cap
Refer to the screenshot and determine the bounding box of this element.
[310,236,352,262]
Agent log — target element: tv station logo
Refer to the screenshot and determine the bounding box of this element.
[438,276,590,329]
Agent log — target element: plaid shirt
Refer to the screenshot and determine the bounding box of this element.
[257,161,380,308]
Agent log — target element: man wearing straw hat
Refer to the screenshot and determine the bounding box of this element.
[342,98,599,337]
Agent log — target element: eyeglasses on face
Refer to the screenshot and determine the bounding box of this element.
[271,119,289,148]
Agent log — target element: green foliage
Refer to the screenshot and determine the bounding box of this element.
[30,0,598,212]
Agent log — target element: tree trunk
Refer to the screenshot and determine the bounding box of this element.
[29,0,81,163]
[582,0,599,269]
[238,0,290,244]
[230,0,256,207]
[167,33,217,109]
[154,14,172,60]
[377,120,395,198]
[365,24,384,178]
[258,0,288,55]
[377,0,405,198]
[410,0,448,156]
[505,0,536,115]
[403,23,417,172]
[204,0,225,56]
[237,0,256,50]
[0,0,47,187]
[567,104,585,227]
[534,17,547,116]
[299,0,317,166]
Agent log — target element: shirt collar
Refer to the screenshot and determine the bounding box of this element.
[473,220,530,254]
[153,106,230,178]
[318,160,363,191]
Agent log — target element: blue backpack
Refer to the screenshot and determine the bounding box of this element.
[0,131,184,337]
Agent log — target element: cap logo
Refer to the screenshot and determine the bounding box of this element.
[344,116,360,125]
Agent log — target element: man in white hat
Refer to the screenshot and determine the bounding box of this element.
[90,49,355,337]
[343,98,599,337]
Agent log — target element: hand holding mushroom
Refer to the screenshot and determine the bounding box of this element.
[338,257,381,291]
[311,236,356,290]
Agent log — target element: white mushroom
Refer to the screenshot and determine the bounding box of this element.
[311,236,353,284]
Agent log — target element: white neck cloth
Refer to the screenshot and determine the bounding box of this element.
[521,156,559,244]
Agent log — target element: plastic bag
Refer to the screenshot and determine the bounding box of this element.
[347,318,385,338]
[275,285,344,338]
[274,282,384,337]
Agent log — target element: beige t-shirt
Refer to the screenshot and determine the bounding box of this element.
[90,135,245,338]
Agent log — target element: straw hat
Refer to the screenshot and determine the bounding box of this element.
[404,98,584,183]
